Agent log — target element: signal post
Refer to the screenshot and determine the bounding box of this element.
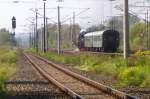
[11,16,16,48]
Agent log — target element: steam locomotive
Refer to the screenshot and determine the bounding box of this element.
[78,30,120,52]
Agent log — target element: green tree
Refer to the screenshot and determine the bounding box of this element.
[0,28,11,45]
[130,22,149,50]
[41,23,81,49]
[86,24,105,32]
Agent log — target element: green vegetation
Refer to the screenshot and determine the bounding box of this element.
[0,47,17,99]
[39,23,80,49]
[0,28,11,45]
[27,19,150,88]
[136,50,150,56]
[130,22,150,50]
[32,50,150,88]
[118,66,150,87]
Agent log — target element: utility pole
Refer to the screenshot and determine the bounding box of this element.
[110,0,113,30]
[35,9,38,52]
[57,6,61,55]
[43,0,46,52]
[146,11,148,49]
[41,28,44,51]
[147,10,150,50]
[31,31,33,47]
[70,19,73,49]
[33,25,36,48]
[73,12,76,46]
[29,32,32,48]
[123,0,129,59]
[46,17,48,51]
[145,12,148,50]
[109,0,115,30]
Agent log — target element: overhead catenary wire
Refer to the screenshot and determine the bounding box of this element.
[30,7,90,24]
[26,18,36,48]
[61,8,90,24]
[29,6,90,54]
[30,8,57,24]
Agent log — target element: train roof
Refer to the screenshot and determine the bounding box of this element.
[84,31,105,37]
[84,30,119,37]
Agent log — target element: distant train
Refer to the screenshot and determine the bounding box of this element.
[78,30,120,52]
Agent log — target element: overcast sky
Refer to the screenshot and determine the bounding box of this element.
[0,0,148,34]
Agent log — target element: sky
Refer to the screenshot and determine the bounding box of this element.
[0,0,149,35]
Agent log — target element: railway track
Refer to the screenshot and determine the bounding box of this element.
[6,54,70,99]
[49,48,125,56]
[24,53,137,99]
[64,50,123,56]
[49,48,147,57]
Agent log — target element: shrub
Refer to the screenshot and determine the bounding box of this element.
[0,50,17,64]
[0,48,17,98]
[118,66,148,87]
[141,76,150,87]
[136,50,150,56]
[0,64,15,84]
[32,50,150,87]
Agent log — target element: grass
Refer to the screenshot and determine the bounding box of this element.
[118,66,150,87]
[0,47,17,99]
[29,49,150,88]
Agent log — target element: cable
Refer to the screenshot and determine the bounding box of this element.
[30,8,57,24]
[61,8,90,24]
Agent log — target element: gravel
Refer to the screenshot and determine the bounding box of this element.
[29,54,116,99]
[38,53,150,99]
[6,53,68,99]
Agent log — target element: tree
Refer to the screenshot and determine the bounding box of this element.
[130,22,149,50]
[0,28,11,45]
[86,24,105,32]
[38,23,81,49]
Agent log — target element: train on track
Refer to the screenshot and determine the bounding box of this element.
[78,30,120,52]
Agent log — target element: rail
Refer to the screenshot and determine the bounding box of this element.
[24,53,138,99]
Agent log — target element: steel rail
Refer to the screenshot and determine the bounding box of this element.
[61,50,138,57]
[24,53,84,99]
[32,53,138,99]
[49,48,124,56]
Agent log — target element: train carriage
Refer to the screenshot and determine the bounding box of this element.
[78,30,120,52]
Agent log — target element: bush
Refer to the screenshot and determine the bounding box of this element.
[82,55,101,66]
[0,48,17,98]
[0,50,17,64]
[136,50,150,56]
[0,63,16,90]
[118,66,149,87]
[141,76,150,87]
[32,50,150,87]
